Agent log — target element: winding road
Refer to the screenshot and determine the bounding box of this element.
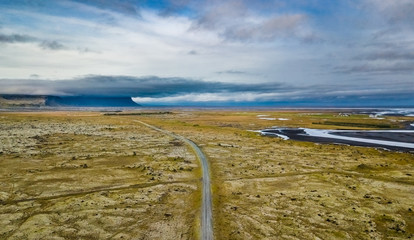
[135,120,213,240]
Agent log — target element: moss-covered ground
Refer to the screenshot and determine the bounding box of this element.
[1,110,413,239]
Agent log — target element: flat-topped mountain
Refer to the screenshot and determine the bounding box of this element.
[0,95,140,107]
[45,96,140,107]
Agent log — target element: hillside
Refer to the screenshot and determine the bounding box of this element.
[0,95,46,107]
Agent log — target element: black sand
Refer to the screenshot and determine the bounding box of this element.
[262,129,414,152]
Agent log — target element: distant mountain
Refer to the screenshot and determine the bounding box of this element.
[0,95,140,107]
[45,96,140,107]
[0,95,47,107]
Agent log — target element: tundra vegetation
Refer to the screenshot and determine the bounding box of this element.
[1,110,413,239]
[0,112,200,239]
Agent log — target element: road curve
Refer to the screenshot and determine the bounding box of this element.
[135,120,214,240]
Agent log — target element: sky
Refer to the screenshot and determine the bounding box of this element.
[0,0,413,106]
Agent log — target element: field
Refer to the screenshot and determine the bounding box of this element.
[1,110,413,239]
[0,112,200,239]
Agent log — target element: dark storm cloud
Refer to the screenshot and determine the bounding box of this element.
[0,75,290,97]
[0,33,37,43]
[1,75,413,106]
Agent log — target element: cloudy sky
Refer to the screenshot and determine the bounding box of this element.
[0,0,413,106]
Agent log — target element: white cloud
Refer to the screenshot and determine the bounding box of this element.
[1,0,413,107]
[0,1,322,84]
[133,92,286,103]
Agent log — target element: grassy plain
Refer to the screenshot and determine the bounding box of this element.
[1,110,413,239]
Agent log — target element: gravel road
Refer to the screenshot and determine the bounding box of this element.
[135,120,213,240]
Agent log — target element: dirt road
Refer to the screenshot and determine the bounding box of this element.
[135,120,213,240]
